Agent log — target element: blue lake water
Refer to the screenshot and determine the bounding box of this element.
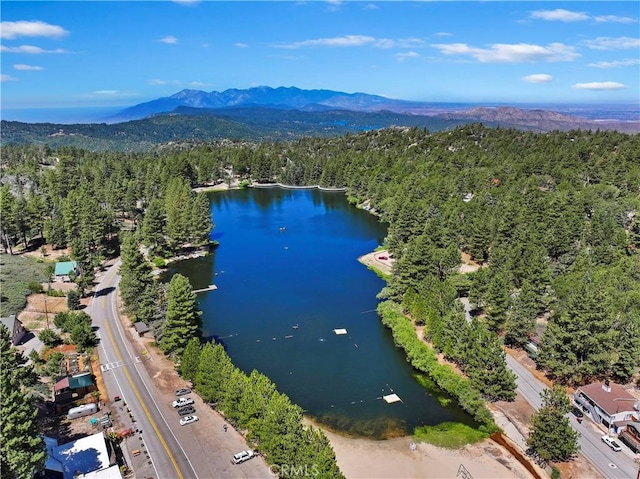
[167,187,476,437]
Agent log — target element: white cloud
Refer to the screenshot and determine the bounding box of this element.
[529,9,589,22]
[523,74,553,83]
[363,4,378,10]
[172,0,200,5]
[13,64,44,71]
[0,20,68,39]
[277,35,376,49]
[572,81,627,90]
[189,81,209,88]
[0,44,69,54]
[395,51,420,62]
[92,90,120,96]
[587,58,640,68]
[326,0,342,11]
[276,35,425,49]
[159,36,178,44]
[593,15,636,24]
[583,36,640,50]
[376,38,426,49]
[434,32,453,37]
[1,74,17,82]
[234,42,249,48]
[431,42,579,63]
[149,79,181,85]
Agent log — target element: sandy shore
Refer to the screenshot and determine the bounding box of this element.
[317,424,536,479]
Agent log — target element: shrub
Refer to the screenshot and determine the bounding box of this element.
[27,281,43,294]
[67,290,81,310]
[46,289,65,297]
[39,328,62,346]
[153,257,166,268]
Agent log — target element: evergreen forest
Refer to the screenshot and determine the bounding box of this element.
[2,124,640,473]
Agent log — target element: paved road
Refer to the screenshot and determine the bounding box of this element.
[90,261,198,479]
[506,355,638,479]
[89,261,272,479]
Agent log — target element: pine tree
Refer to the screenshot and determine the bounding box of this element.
[190,192,213,246]
[118,232,154,318]
[464,320,517,401]
[195,342,233,403]
[484,270,511,332]
[141,198,167,255]
[504,280,539,347]
[160,273,202,357]
[537,279,617,384]
[527,385,579,462]
[165,178,192,252]
[179,337,202,384]
[0,326,46,479]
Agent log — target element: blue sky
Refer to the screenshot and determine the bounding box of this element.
[1,1,639,116]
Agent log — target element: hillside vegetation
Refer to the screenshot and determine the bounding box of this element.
[2,125,639,413]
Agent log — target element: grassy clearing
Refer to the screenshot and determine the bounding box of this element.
[0,254,51,317]
[413,422,489,449]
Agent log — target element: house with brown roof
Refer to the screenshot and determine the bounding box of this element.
[574,381,639,433]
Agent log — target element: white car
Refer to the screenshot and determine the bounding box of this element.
[231,450,255,464]
[179,415,198,426]
[172,397,194,408]
[601,435,622,452]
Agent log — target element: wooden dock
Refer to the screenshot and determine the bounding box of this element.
[193,284,218,293]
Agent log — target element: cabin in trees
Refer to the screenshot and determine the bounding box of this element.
[54,372,97,411]
[0,315,26,345]
[54,261,78,282]
[574,381,639,433]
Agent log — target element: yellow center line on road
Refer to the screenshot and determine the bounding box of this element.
[99,266,185,479]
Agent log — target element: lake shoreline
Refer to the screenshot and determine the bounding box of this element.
[304,416,535,479]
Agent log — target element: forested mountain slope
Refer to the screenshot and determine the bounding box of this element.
[2,125,639,389]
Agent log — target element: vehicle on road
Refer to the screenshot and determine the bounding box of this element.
[572,406,584,418]
[175,388,191,396]
[179,415,198,426]
[177,405,195,416]
[231,450,255,464]
[601,435,622,452]
[172,397,194,408]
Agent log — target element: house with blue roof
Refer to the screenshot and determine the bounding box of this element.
[54,261,78,282]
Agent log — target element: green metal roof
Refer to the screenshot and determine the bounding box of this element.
[68,373,94,389]
[54,261,77,276]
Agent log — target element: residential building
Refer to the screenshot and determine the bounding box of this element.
[42,432,122,479]
[0,315,27,345]
[574,381,639,433]
[54,261,78,282]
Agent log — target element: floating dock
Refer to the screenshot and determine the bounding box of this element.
[193,284,218,293]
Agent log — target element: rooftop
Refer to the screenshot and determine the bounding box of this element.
[54,261,78,276]
[577,382,638,416]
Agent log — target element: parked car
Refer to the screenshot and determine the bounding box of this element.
[172,397,194,408]
[179,415,198,426]
[177,405,195,416]
[175,388,191,396]
[601,435,622,452]
[571,406,584,418]
[231,450,255,465]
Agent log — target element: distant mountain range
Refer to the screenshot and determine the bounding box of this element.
[1,86,637,152]
[109,86,417,122]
